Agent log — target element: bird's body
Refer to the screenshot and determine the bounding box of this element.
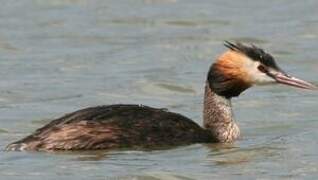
[6,42,316,151]
[6,105,214,151]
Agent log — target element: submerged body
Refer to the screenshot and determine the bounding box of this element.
[6,42,316,151]
[6,105,213,151]
[6,85,240,151]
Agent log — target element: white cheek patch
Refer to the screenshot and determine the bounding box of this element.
[244,59,275,85]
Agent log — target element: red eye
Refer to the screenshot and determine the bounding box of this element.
[258,65,267,73]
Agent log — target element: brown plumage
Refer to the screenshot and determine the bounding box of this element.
[208,50,253,98]
[6,105,213,151]
[6,42,317,151]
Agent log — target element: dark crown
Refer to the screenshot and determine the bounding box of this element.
[224,41,280,70]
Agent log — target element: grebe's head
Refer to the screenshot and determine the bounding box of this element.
[207,41,317,98]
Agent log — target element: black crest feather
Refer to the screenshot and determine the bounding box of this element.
[224,41,280,70]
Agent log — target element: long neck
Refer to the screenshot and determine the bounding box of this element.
[203,82,240,143]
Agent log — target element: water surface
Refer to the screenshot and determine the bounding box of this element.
[1,0,318,179]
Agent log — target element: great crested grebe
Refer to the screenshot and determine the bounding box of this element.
[6,42,317,151]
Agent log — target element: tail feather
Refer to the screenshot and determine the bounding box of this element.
[5,143,27,151]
